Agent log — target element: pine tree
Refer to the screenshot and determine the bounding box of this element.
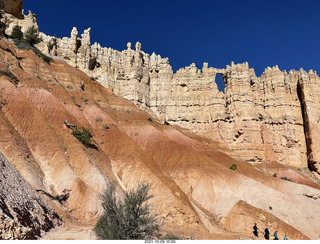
[10,25,23,40]
[24,26,41,46]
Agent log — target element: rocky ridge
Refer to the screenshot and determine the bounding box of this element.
[36,27,320,176]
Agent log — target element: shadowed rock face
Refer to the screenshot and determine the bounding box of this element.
[38,27,320,175]
[1,0,23,19]
[0,152,61,239]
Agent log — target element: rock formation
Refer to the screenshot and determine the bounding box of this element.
[0,152,61,239]
[37,28,320,176]
[1,0,23,19]
[2,10,39,36]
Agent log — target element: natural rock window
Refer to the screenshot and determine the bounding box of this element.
[215,73,225,93]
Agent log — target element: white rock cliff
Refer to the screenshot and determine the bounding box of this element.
[36,27,320,176]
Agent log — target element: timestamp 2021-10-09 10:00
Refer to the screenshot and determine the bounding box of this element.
[145,240,177,243]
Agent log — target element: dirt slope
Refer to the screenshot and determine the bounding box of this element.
[0,37,320,240]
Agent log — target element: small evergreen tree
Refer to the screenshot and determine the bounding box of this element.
[48,35,58,52]
[24,26,41,46]
[0,20,5,37]
[11,25,23,40]
[95,182,160,240]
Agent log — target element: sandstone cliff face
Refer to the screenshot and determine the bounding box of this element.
[37,28,320,176]
[1,0,23,19]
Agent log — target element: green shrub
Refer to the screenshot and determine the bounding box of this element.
[48,36,58,52]
[161,233,183,240]
[96,117,102,123]
[81,97,89,103]
[71,126,93,148]
[272,173,277,177]
[103,124,109,130]
[0,99,6,108]
[0,70,19,85]
[0,21,6,37]
[280,177,291,182]
[10,25,23,40]
[94,182,160,240]
[24,26,41,46]
[229,163,237,170]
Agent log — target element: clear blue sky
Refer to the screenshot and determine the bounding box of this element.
[24,0,320,77]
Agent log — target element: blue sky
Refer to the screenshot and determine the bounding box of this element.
[24,0,320,79]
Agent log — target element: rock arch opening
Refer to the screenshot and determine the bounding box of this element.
[215,73,225,93]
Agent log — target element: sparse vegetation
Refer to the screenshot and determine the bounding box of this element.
[229,163,237,170]
[258,113,264,120]
[66,85,73,90]
[280,177,292,182]
[0,99,6,108]
[272,173,277,177]
[13,38,53,64]
[0,3,6,37]
[94,182,160,240]
[125,109,131,114]
[10,26,53,64]
[0,21,6,37]
[103,124,109,130]
[161,233,183,240]
[96,117,102,123]
[147,117,153,122]
[0,70,19,85]
[81,97,89,104]
[71,126,94,148]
